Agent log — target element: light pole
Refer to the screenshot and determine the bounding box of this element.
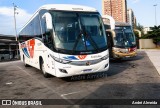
[13,3,18,41]
[153,4,157,26]
[13,3,19,59]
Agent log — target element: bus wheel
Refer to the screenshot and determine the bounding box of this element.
[23,56,29,67]
[41,60,50,78]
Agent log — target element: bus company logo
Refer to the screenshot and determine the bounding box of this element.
[27,39,35,58]
[78,55,87,60]
[91,55,102,58]
[21,43,30,58]
[21,39,35,58]
[86,61,91,66]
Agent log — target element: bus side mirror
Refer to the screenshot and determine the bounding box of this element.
[102,15,115,30]
[42,12,53,31]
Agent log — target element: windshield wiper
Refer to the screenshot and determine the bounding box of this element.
[72,13,100,54]
[72,13,87,54]
[72,31,83,54]
[84,31,99,52]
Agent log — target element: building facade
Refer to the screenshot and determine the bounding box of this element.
[143,27,152,34]
[102,0,127,22]
[0,34,19,61]
[127,8,137,28]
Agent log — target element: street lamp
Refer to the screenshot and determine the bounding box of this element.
[13,3,18,41]
[153,4,157,26]
[13,3,19,59]
[153,4,158,48]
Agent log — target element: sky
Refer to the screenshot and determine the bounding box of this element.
[0,0,160,35]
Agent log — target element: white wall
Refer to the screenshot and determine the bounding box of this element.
[139,39,156,49]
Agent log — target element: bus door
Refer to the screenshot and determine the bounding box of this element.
[105,30,115,57]
[42,12,56,75]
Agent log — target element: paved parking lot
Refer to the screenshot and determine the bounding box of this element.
[145,50,160,75]
[0,51,160,108]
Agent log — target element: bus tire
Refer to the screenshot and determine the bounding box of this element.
[40,59,50,78]
[23,56,29,67]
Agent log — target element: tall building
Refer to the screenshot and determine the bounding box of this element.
[102,0,127,22]
[127,8,136,28]
[134,16,137,28]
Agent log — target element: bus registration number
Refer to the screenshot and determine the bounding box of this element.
[83,69,92,72]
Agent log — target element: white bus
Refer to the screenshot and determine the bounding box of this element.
[18,4,109,77]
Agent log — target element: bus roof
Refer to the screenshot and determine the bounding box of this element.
[115,22,131,27]
[39,4,97,12]
[103,21,131,27]
[19,4,98,34]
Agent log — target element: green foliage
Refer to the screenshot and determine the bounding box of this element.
[136,23,143,31]
[134,31,140,40]
[142,25,160,45]
[135,23,144,36]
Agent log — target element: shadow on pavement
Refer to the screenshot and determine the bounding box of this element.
[61,51,146,82]
[0,58,20,63]
[75,83,160,108]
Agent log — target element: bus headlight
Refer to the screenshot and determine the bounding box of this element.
[113,47,120,52]
[50,54,71,64]
[101,54,109,60]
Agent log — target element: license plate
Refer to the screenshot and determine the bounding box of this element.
[126,56,131,58]
[83,69,92,72]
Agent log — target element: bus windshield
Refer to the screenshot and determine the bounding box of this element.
[114,26,136,48]
[50,11,107,55]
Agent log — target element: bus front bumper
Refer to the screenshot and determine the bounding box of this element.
[54,58,109,77]
[113,51,137,58]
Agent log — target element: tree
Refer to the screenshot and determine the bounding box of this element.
[134,31,140,39]
[142,25,160,46]
[135,23,144,36]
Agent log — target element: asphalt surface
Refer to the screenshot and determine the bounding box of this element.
[0,51,160,108]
